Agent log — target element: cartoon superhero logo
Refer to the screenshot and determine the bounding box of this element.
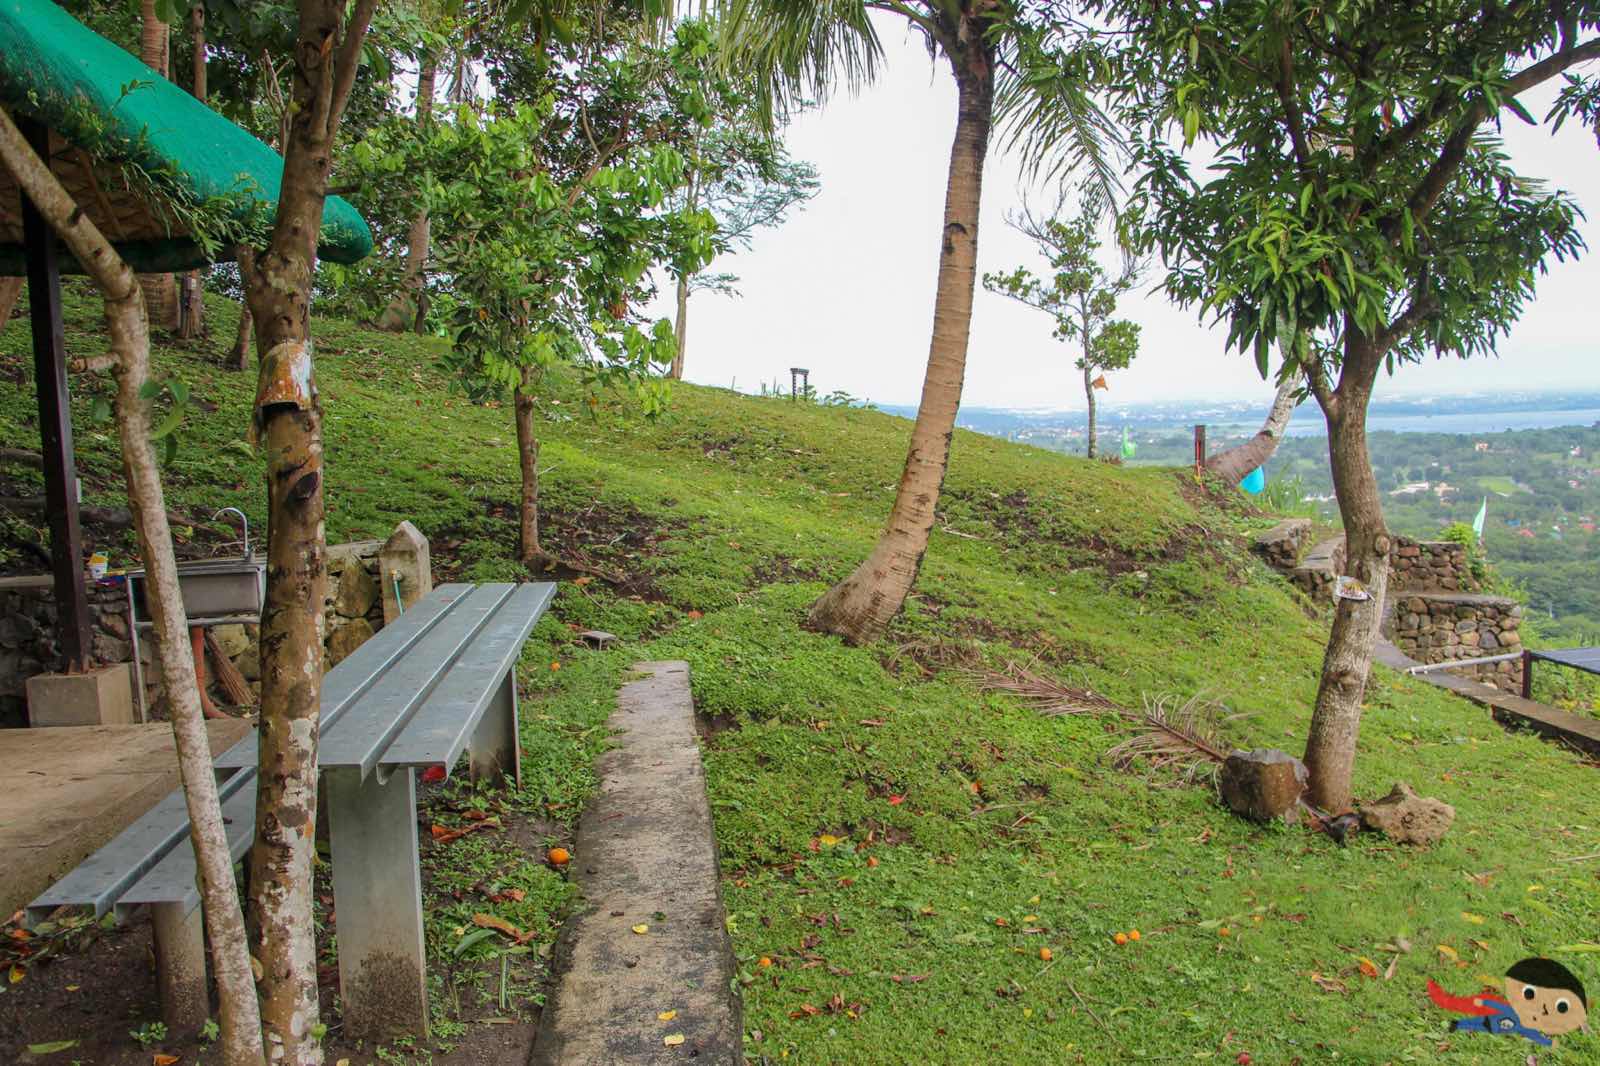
[1428,957,1589,1048]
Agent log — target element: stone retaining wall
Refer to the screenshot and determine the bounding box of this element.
[1389,539,1480,593]
[1389,592,1523,693]
[1,527,418,726]
[1250,518,1313,571]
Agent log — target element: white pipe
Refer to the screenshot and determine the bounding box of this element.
[1405,652,1523,674]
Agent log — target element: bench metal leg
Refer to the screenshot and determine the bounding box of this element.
[467,672,521,787]
[326,766,428,1040]
[151,902,208,1033]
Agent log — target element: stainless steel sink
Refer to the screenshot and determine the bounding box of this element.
[128,556,266,624]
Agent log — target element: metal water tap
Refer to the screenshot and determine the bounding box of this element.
[213,507,251,561]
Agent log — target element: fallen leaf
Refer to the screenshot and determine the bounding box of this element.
[1436,944,1459,961]
[472,912,534,944]
[25,1041,78,1055]
[659,1010,677,1021]
[574,576,593,586]
[663,1033,685,1047]
[633,924,650,935]
[1310,972,1348,994]
[817,834,843,847]
[154,1056,180,1066]
[686,610,703,620]
[431,821,497,844]
[890,973,930,984]
[887,795,905,806]
[859,719,888,728]
[64,985,79,992]
[789,1003,823,1018]
[1383,954,1399,980]
[422,765,447,783]
[1461,912,1486,925]
[1357,957,1379,978]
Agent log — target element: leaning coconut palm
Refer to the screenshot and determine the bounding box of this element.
[722,0,1120,644]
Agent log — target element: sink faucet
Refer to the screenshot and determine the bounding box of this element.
[212,507,251,561]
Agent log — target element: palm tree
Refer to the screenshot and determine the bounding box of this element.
[723,0,1116,644]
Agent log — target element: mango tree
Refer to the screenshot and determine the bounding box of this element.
[1101,0,1596,809]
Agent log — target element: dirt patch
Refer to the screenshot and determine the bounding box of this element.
[695,710,739,741]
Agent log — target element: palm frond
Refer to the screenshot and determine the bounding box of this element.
[719,0,883,126]
[978,662,1242,786]
[995,41,1125,225]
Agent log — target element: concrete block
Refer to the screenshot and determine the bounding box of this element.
[25,664,136,727]
[379,521,432,626]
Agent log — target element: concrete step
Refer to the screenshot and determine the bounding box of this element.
[529,661,741,1065]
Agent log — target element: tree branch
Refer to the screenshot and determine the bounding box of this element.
[328,0,379,136]
[1406,36,1600,225]
[1275,35,1319,191]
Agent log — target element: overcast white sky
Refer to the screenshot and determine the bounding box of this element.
[650,20,1600,411]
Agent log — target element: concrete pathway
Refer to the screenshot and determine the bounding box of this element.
[529,661,741,1065]
[1376,640,1600,757]
[0,719,251,918]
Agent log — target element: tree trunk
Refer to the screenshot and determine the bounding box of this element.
[1204,376,1301,485]
[515,372,541,563]
[241,2,375,1059]
[138,0,179,333]
[230,248,256,371]
[176,4,208,340]
[0,105,265,1066]
[1302,336,1389,812]
[808,47,993,644]
[670,272,689,380]
[376,55,437,333]
[0,275,21,334]
[1083,361,1097,459]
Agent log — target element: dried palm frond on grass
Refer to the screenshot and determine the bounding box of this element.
[977,661,1243,785]
[1104,694,1243,786]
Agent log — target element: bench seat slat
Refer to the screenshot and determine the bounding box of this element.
[214,584,474,771]
[318,583,516,777]
[382,582,556,772]
[113,780,258,919]
[25,768,252,923]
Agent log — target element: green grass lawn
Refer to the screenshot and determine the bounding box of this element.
[4,287,1598,1063]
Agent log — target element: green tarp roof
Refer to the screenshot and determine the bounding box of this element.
[0,0,372,274]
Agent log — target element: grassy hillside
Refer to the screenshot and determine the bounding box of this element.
[4,288,1599,1063]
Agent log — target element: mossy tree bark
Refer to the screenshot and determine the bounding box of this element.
[0,107,264,1066]
[240,1,376,1060]
[1302,332,1390,811]
[809,38,993,644]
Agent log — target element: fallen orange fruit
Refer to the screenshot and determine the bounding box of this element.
[1128,929,1141,941]
[758,956,773,968]
[1038,947,1052,961]
[1113,932,1128,945]
[548,846,571,866]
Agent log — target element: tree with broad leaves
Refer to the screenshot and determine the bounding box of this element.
[722,0,1122,645]
[1096,0,1597,810]
[983,211,1140,459]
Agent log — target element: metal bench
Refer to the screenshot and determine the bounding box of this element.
[26,581,556,1038]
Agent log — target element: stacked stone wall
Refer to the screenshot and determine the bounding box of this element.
[1390,593,1524,693]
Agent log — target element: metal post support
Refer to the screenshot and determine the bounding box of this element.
[151,901,209,1033]
[326,766,429,1040]
[18,118,92,671]
[1521,649,1533,700]
[467,671,521,787]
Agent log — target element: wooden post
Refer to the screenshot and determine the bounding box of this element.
[1193,424,1207,474]
[1520,649,1533,700]
[19,117,92,672]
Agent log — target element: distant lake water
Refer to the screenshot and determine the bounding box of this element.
[1231,408,1600,437]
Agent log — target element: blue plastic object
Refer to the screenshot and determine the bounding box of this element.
[1240,467,1266,495]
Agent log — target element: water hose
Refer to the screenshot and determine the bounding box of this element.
[391,570,405,615]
